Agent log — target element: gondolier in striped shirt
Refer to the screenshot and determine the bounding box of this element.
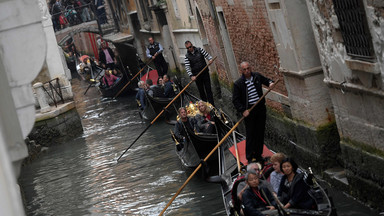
[184,41,215,106]
[232,61,274,164]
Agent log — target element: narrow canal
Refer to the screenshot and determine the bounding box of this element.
[19,77,381,216]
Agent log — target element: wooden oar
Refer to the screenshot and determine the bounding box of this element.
[97,58,154,116]
[159,78,280,216]
[116,56,217,162]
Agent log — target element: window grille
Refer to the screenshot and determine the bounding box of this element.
[333,0,374,59]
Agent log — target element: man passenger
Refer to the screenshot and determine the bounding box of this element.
[174,107,196,150]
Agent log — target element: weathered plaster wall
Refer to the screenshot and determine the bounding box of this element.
[307,0,384,209]
[307,0,384,150]
[265,0,334,127]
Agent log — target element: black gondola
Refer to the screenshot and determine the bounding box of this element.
[138,69,184,121]
[213,122,337,216]
[170,91,234,168]
[98,73,132,98]
[140,94,181,120]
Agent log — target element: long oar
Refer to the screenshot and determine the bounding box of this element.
[97,58,154,116]
[116,56,217,162]
[159,78,280,216]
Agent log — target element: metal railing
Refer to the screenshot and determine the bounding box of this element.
[41,78,65,107]
[50,2,118,36]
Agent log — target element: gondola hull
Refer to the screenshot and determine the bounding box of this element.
[99,75,132,98]
[217,137,336,216]
[171,91,235,170]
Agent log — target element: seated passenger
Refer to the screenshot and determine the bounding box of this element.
[269,153,286,194]
[163,74,176,98]
[102,69,118,87]
[136,81,146,110]
[195,101,215,134]
[145,79,165,98]
[174,107,196,150]
[278,158,315,209]
[237,162,263,202]
[157,77,164,87]
[242,170,277,216]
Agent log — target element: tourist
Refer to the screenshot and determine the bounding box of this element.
[184,40,215,105]
[145,79,164,98]
[174,107,196,150]
[269,153,286,194]
[232,61,274,164]
[136,81,146,110]
[278,158,315,209]
[163,74,176,98]
[157,77,164,87]
[241,170,277,216]
[195,101,215,134]
[146,37,168,77]
[102,69,118,87]
[95,0,107,24]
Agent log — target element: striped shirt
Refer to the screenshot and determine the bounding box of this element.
[184,47,213,77]
[245,78,259,105]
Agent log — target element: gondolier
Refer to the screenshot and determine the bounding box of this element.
[146,37,168,77]
[184,41,215,106]
[232,61,274,164]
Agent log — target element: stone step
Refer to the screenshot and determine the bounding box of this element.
[324,167,350,191]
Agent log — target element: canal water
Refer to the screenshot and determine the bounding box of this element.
[19,77,381,216]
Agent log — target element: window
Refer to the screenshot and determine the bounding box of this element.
[139,0,152,21]
[333,0,374,59]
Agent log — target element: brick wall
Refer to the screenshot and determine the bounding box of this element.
[194,0,287,111]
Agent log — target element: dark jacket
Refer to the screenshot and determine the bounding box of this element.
[194,110,215,133]
[147,85,164,98]
[278,173,315,209]
[98,47,115,65]
[232,72,273,113]
[242,180,276,216]
[147,42,165,63]
[185,47,208,75]
[163,81,176,98]
[174,118,196,141]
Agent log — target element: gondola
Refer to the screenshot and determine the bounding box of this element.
[98,72,132,98]
[170,91,234,168]
[213,121,337,216]
[76,56,101,82]
[138,69,183,121]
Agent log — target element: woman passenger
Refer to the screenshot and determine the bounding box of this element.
[195,101,215,134]
[241,170,277,216]
[278,158,315,209]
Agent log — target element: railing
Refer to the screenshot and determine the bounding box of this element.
[50,2,118,36]
[41,78,65,108]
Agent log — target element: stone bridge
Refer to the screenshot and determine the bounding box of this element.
[55,20,116,46]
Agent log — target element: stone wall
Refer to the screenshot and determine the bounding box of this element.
[307,0,384,209]
[28,102,83,147]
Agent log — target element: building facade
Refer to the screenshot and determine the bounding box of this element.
[307,0,384,208]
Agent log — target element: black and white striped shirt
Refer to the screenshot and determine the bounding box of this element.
[245,78,259,105]
[184,47,212,77]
